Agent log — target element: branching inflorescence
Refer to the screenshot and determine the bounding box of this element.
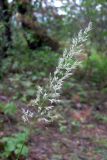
[22,22,92,123]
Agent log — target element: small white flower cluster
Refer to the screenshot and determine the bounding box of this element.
[22,22,92,122]
[22,108,34,122]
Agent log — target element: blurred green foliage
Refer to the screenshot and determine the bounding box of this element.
[0,129,29,159]
[0,0,107,88]
[0,102,17,116]
[94,112,107,123]
[83,50,107,85]
[0,47,59,79]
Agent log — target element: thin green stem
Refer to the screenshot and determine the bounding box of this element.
[16,141,24,160]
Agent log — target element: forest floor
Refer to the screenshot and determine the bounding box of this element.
[0,76,107,160]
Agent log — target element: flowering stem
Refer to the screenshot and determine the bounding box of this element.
[23,22,92,122]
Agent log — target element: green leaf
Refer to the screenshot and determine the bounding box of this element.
[15,129,29,143]
[6,140,16,152]
[4,102,17,115]
[15,145,28,156]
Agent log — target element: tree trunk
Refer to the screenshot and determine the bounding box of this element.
[0,0,11,58]
[16,0,60,51]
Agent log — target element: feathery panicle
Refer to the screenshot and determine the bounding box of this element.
[22,22,92,122]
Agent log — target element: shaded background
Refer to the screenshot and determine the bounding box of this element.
[1,1,107,160]
[0,0,107,83]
